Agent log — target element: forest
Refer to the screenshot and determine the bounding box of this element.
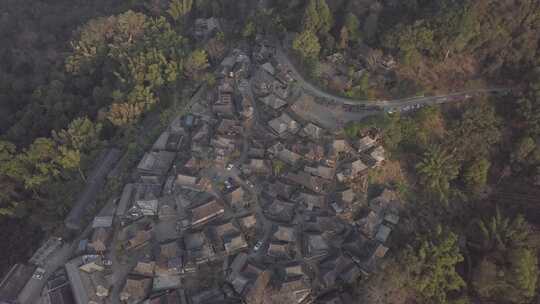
[1,0,540,303]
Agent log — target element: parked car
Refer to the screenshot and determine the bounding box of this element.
[82,254,100,264]
[253,241,264,252]
[32,267,46,280]
[102,259,113,266]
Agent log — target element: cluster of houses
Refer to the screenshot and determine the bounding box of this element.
[0,41,401,304]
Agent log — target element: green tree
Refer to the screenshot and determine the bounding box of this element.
[505,248,538,303]
[167,0,193,24]
[472,248,538,303]
[511,136,536,163]
[404,227,465,303]
[302,0,333,34]
[469,209,537,303]
[518,96,540,137]
[67,11,186,127]
[448,101,501,160]
[463,158,490,192]
[469,209,529,253]
[273,160,286,176]
[0,141,21,181]
[22,138,61,190]
[0,141,25,216]
[292,30,321,60]
[52,117,102,180]
[107,102,147,127]
[52,117,102,154]
[242,20,256,39]
[344,13,360,42]
[184,49,209,79]
[416,145,460,203]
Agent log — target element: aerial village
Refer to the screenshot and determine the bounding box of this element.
[0,33,402,304]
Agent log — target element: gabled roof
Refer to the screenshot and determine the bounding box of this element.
[357,211,381,239]
[339,188,355,204]
[284,263,304,278]
[230,252,248,275]
[218,118,243,133]
[230,274,250,295]
[304,165,334,180]
[227,187,245,206]
[269,278,311,304]
[370,146,385,163]
[351,159,368,175]
[126,230,152,250]
[375,224,392,243]
[330,139,354,156]
[267,243,289,257]
[224,234,248,253]
[160,241,180,259]
[284,171,327,193]
[265,199,295,222]
[132,262,155,277]
[268,113,300,135]
[239,214,257,230]
[137,151,176,176]
[260,94,287,109]
[136,199,158,216]
[175,174,199,187]
[249,159,271,173]
[266,181,295,199]
[92,216,113,228]
[184,232,206,250]
[268,143,302,164]
[356,136,377,152]
[261,62,276,75]
[305,234,329,259]
[213,222,238,238]
[152,275,181,292]
[152,131,170,151]
[90,228,110,252]
[302,123,323,140]
[295,192,326,210]
[190,288,225,304]
[190,200,225,227]
[273,225,296,243]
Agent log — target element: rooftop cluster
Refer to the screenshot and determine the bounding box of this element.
[1,39,401,304]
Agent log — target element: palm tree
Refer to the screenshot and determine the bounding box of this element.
[167,0,193,26]
[469,207,529,253]
[415,145,460,203]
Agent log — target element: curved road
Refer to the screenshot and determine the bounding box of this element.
[274,48,509,112]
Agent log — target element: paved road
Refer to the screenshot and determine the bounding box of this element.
[17,228,93,304]
[65,148,122,230]
[274,48,509,112]
[18,199,119,304]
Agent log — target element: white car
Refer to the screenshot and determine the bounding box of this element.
[102,259,113,266]
[32,267,46,280]
[226,164,234,171]
[253,241,264,252]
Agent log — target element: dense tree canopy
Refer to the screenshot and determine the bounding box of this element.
[416,145,460,203]
[403,227,465,303]
[469,210,537,303]
[65,10,196,126]
[292,30,321,60]
[302,0,333,35]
